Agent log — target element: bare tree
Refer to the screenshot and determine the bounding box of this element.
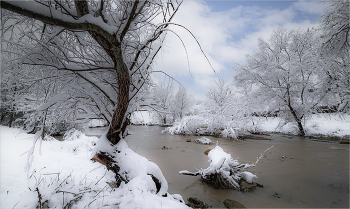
[1,0,182,193]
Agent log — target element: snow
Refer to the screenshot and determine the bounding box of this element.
[37,93,70,111]
[130,111,153,125]
[206,146,239,174]
[166,113,350,138]
[180,145,273,188]
[241,171,258,184]
[0,126,189,209]
[257,114,350,136]
[194,137,213,145]
[200,145,244,188]
[221,126,237,139]
[63,128,83,141]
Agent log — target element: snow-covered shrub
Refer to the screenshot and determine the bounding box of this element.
[194,137,213,145]
[164,115,207,135]
[63,128,83,141]
[205,115,227,135]
[180,145,263,189]
[221,126,237,139]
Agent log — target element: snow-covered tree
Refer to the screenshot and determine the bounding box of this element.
[1,0,183,196]
[319,0,350,112]
[206,77,234,111]
[205,77,236,135]
[171,86,192,120]
[235,28,333,136]
[320,0,349,57]
[149,79,175,125]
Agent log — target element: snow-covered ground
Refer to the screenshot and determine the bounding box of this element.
[130,111,154,125]
[0,126,188,209]
[255,114,350,137]
[164,113,350,138]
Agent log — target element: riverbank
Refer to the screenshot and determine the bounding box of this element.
[0,126,189,209]
[131,112,350,142]
[254,114,350,139]
[1,125,349,208]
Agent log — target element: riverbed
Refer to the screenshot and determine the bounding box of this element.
[89,125,349,208]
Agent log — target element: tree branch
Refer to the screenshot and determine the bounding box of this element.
[1,1,117,45]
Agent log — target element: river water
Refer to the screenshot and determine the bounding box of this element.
[89,125,349,208]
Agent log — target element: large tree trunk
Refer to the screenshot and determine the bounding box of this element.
[107,71,130,145]
[2,0,163,190]
[73,0,132,185]
[73,0,130,146]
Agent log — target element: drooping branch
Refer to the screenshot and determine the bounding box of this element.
[1,1,117,45]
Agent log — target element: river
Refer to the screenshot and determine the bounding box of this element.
[88,125,349,208]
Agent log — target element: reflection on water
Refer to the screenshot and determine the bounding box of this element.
[124,125,349,208]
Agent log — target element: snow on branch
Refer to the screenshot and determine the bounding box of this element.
[180,145,274,189]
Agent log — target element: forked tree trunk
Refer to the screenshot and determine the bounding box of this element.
[107,72,130,145]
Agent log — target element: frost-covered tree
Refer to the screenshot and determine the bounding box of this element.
[1,0,182,195]
[149,79,175,125]
[172,86,192,120]
[319,0,350,112]
[0,71,25,127]
[205,77,236,135]
[235,28,333,136]
[206,77,234,111]
[320,0,349,56]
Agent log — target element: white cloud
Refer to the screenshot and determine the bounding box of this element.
[292,0,327,15]
[152,0,324,99]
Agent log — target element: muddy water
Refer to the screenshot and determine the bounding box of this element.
[90,125,349,208]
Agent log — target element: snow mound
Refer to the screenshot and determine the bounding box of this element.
[91,134,169,196]
[194,137,213,144]
[50,132,98,154]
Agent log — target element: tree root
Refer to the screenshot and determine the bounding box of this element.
[91,152,127,187]
[92,151,163,194]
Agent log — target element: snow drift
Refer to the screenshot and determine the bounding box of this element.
[0,126,189,209]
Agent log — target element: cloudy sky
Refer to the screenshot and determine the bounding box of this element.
[152,0,328,100]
